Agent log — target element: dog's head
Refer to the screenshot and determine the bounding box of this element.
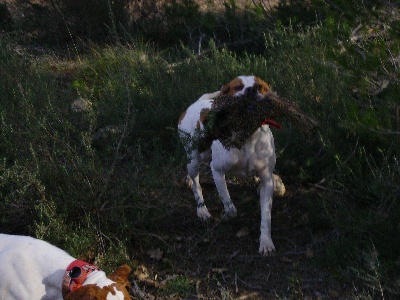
[220,76,270,98]
[65,264,131,300]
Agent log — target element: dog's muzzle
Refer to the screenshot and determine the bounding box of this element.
[244,86,258,97]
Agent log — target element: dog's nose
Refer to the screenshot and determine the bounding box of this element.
[245,86,257,96]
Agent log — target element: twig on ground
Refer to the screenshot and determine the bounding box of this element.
[236,275,262,290]
[130,280,153,300]
[235,272,239,293]
[133,231,172,249]
[196,280,204,299]
[307,182,344,194]
[265,271,271,283]
[366,127,400,135]
[236,292,260,300]
[224,250,240,266]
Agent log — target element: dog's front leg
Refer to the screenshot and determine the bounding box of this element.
[258,173,275,255]
[187,153,212,220]
[210,161,237,220]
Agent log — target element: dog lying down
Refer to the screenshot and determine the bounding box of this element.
[0,234,131,300]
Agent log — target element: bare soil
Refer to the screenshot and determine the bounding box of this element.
[129,179,354,299]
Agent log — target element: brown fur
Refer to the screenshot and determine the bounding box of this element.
[220,77,244,95]
[220,77,270,96]
[65,265,131,300]
[107,264,131,289]
[178,110,187,125]
[254,76,270,95]
[196,108,210,129]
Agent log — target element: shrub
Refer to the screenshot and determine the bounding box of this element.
[0,2,13,30]
[0,39,136,264]
[7,0,130,45]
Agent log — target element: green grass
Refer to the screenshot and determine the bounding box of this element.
[161,275,194,297]
[1,0,400,297]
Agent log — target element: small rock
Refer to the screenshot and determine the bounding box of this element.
[71,98,92,113]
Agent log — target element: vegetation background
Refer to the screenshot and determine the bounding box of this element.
[0,0,399,298]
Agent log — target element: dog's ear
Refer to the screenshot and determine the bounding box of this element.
[254,76,271,95]
[220,84,230,94]
[107,264,131,288]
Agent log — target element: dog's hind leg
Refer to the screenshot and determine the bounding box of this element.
[187,152,212,220]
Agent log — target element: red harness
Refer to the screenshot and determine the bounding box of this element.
[62,260,101,298]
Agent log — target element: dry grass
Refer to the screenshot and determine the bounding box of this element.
[196,0,280,11]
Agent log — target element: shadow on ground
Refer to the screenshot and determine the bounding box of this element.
[127,179,353,299]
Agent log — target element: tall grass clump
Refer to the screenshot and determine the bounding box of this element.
[253,3,400,294]
[130,0,272,53]
[0,39,135,265]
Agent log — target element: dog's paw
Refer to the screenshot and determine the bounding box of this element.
[259,238,276,256]
[273,174,286,197]
[197,205,212,221]
[256,174,286,197]
[222,205,237,220]
[186,175,193,189]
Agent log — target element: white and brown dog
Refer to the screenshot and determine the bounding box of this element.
[178,75,285,255]
[0,234,131,300]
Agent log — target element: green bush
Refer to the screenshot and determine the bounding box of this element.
[0,2,13,30]
[0,39,135,266]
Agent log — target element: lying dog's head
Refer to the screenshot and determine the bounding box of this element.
[220,75,270,98]
[65,264,131,300]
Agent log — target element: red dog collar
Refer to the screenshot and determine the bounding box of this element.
[62,260,101,298]
[262,119,282,130]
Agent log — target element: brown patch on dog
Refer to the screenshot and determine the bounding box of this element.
[65,283,131,300]
[178,110,187,125]
[220,77,244,95]
[254,76,271,95]
[200,108,210,123]
[107,264,131,289]
[196,108,210,129]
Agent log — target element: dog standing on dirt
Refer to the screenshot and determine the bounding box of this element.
[178,75,284,255]
[0,234,131,300]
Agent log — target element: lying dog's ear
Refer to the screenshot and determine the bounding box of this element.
[107,264,131,288]
[66,282,131,300]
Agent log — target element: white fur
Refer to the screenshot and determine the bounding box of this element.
[178,76,277,255]
[0,234,124,300]
[105,287,125,300]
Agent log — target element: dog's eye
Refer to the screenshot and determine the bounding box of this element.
[234,85,243,91]
[254,84,262,91]
[69,267,82,279]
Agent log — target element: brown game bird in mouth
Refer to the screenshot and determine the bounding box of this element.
[198,91,318,152]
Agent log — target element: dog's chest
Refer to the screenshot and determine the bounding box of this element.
[212,125,276,176]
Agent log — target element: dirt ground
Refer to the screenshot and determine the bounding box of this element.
[128,178,355,299]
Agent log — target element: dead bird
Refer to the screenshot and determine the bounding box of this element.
[198,91,318,151]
